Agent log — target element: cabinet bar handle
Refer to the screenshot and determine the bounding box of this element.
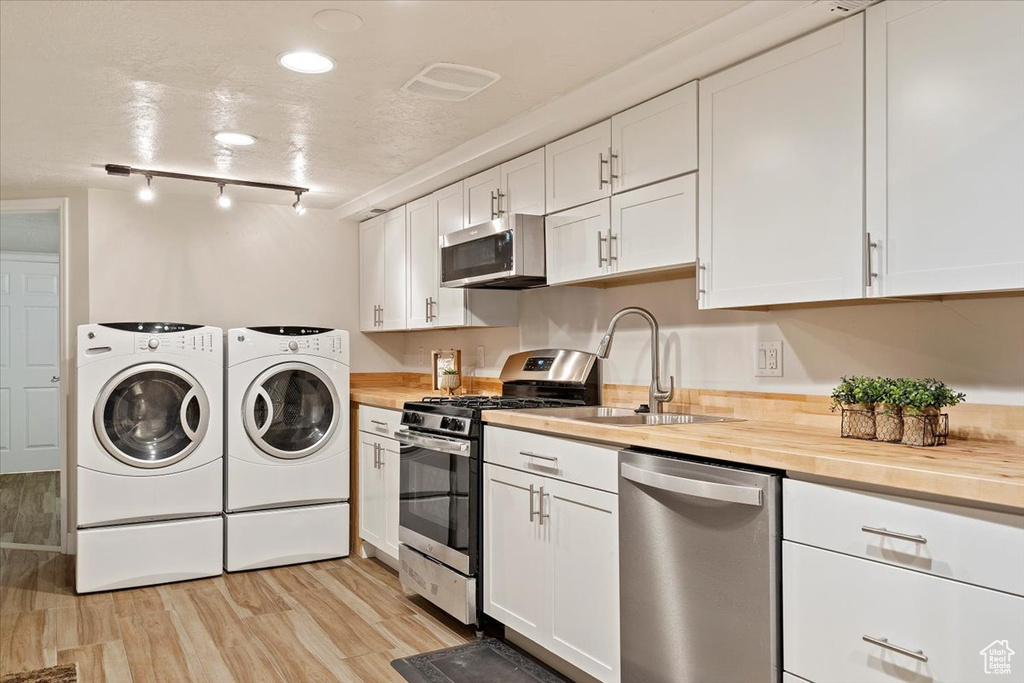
[597,232,608,267]
[490,190,497,220]
[425,297,430,322]
[598,152,610,189]
[609,148,620,184]
[496,190,506,216]
[862,635,928,663]
[520,450,558,463]
[861,526,927,544]
[865,232,878,287]
[539,486,550,525]
[373,443,380,468]
[529,484,538,522]
[696,259,707,301]
[609,233,618,263]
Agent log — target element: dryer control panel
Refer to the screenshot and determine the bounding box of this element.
[227,328,349,366]
[136,331,217,354]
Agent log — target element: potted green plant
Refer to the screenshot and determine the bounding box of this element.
[831,376,885,439]
[899,378,965,446]
[438,367,462,396]
[874,377,907,443]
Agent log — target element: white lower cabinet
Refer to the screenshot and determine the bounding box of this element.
[358,407,401,563]
[484,431,620,683]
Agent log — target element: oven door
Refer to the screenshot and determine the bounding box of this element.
[440,222,515,288]
[394,429,478,576]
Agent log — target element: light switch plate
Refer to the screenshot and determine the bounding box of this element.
[756,341,783,377]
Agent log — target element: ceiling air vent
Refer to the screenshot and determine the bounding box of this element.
[401,63,500,102]
[818,0,877,12]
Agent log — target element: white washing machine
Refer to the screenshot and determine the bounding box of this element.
[225,326,350,571]
[75,322,224,593]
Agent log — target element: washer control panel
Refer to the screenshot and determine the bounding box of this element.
[136,331,217,354]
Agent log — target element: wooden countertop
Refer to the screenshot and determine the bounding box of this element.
[350,387,436,411]
[482,410,1024,511]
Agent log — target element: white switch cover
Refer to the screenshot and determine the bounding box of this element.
[756,341,783,377]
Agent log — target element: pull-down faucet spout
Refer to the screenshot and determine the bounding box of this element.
[596,307,674,414]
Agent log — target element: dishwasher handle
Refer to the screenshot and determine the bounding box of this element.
[620,463,763,506]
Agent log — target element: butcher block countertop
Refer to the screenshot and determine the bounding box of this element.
[482,410,1024,511]
[350,386,430,411]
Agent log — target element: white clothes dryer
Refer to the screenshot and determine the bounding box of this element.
[75,322,224,593]
[224,326,350,571]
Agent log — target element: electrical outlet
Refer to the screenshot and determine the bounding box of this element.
[756,341,783,377]
[476,345,486,369]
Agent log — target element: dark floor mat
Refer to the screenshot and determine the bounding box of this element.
[392,638,571,683]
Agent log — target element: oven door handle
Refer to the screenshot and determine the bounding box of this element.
[394,430,471,457]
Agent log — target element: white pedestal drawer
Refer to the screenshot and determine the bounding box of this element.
[784,479,1024,596]
[783,542,1024,683]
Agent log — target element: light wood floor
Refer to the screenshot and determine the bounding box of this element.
[0,472,60,548]
[0,549,475,682]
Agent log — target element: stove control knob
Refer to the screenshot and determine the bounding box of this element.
[405,413,423,425]
[449,418,464,432]
[288,340,299,351]
[439,417,452,430]
[147,338,160,350]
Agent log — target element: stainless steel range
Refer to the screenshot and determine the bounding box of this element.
[394,349,601,626]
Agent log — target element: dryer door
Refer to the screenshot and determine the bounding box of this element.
[94,363,210,469]
[243,362,340,460]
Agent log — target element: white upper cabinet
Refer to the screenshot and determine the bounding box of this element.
[545,121,613,214]
[358,215,385,332]
[610,175,696,275]
[610,82,697,193]
[499,149,546,216]
[463,165,501,227]
[406,194,438,330]
[698,15,866,309]
[381,206,408,330]
[545,199,611,285]
[865,0,1024,298]
[433,181,471,328]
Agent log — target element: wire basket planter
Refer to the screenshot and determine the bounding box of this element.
[841,409,948,447]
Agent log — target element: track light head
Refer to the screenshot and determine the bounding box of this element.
[217,184,232,209]
[138,175,154,202]
[292,191,306,216]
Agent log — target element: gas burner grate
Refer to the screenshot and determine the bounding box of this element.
[418,396,585,410]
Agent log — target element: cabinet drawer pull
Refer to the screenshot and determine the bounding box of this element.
[608,233,618,263]
[521,450,558,463]
[490,190,498,220]
[862,635,928,663]
[861,526,927,544]
[529,484,538,522]
[539,485,550,525]
[597,232,608,267]
[608,148,619,184]
[496,190,506,216]
[598,152,610,189]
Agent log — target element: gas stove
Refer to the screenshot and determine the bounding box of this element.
[400,395,586,438]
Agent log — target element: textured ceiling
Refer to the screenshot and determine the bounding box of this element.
[0,211,60,254]
[0,0,746,208]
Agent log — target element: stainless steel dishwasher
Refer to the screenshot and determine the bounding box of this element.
[619,448,781,683]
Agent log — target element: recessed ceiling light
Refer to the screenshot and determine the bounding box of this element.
[278,51,335,74]
[214,131,256,146]
[313,9,363,34]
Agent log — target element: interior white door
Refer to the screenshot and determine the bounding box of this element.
[698,15,865,309]
[464,166,501,227]
[382,439,400,560]
[484,464,547,638]
[545,121,612,214]
[358,436,384,549]
[434,181,467,328]
[500,149,546,216]
[545,477,620,683]
[545,199,611,285]
[866,0,1024,297]
[0,255,60,473]
[406,195,437,330]
[358,216,384,331]
[381,207,407,331]
[611,175,696,276]
[611,81,698,193]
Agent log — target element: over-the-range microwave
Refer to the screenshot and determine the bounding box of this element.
[440,214,546,289]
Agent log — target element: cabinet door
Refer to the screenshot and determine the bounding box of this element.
[382,439,401,561]
[611,82,697,193]
[464,165,501,227]
[381,206,408,330]
[545,121,612,213]
[611,175,696,276]
[866,0,1024,297]
[500,149,546,216]
[434,181,468,328]
[358,217,384,332]
[484,464,547,639]
[698,16,865,309]
[545,478,620,683]
[406,195,437,330]
[545,199,611,285]
[358,437,384,548]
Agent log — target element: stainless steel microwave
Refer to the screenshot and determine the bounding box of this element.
[439,214,546,289]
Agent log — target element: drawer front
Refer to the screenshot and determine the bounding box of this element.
[358,405,403,438]
[784,479,1024,595]
[783,542,1024,683]
[484,426,618,493]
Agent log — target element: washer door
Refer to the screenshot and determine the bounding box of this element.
[243,362,339,460]
[94,363,210,469]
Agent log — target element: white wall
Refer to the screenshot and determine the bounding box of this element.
[400,279,1024,406]
[86,188,403,371]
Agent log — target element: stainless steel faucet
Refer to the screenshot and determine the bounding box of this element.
[596,306,674,414]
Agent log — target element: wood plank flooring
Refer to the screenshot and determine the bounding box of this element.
[0,472,60,548]
[0,549,474,682]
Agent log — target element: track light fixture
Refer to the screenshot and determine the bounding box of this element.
[217,183,232,209]
[138,175,154,202]
[105,164,309,214]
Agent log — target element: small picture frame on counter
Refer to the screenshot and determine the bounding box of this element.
[431,348,462,393]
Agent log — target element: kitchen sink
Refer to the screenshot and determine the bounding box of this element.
[524,406,741,426]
